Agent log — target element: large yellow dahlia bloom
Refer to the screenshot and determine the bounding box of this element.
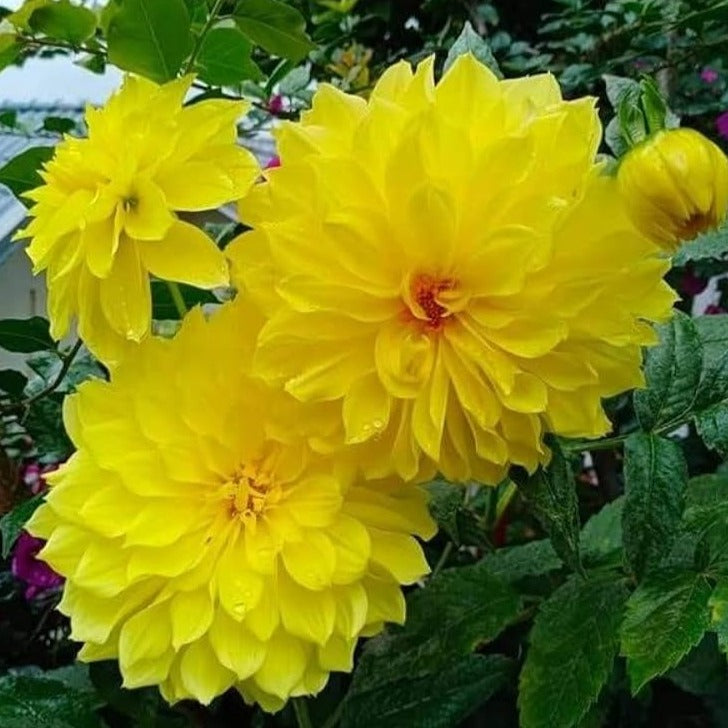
[19,74,259,364]
[617,128,728,252]
[26,302,434,711]
[228,53,676,484]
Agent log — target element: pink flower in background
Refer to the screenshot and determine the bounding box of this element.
[267,94,284,114]
[11,531,63,599]
[680,269,709,296]
[701,67,719,83]
[705,304,725,315]
[21,461,59,495]
[265,155,281,169]
[717,112,728,140]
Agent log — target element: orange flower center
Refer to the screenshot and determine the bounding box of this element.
[677,212,713,242]
[408,274,456,330]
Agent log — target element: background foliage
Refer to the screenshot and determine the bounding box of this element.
[2,0,728,727]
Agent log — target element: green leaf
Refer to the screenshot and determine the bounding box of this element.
[693,314,728,412]
[0,34,21,73]
[603,74,641,111]
[623,433,687,580]
[0,146,54,202]
[580,496,624,563]
[621,567,713,693]
[674,220,728,265]
[709,580,728,654]
[348,565,521,704]
[696,402,728,458]
[480,539,562,582]
[28,0,97,43]
[234,0,315,62]
[24,396,73,462]
[106,0,192,83]
[341,654,513,728]
[0,317,55,353]
[633,311,702,431]
[196,26,262,85]
[639,77,667,134]
[0,495,43,558]
[444,20,502,78]
[0,665,104,728]
[426,480,464,544]
[519,574,629,728]
[42,116,76,134]
[516,443,582,573]
[6,0,52,29]
[151,281,216,320]
[0,369,28,398]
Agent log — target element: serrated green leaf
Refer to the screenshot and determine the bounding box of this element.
[516,443,582,573]
[674,219,728,266]
[234,0,315,63]
[196,26,262,85]
[341,654,513,728]
[603,74,641,110]
[634,311,702,431]
[28,0,97,43]
[693,314,728,411]
[709,580,728,654]
[0,495,43,558]
[444,21,503,78]
[0,146,54,203]
[426,480,464,544]
[519,574,629,728]
[621,567,713,693]
[696,402,728,458]
[0,317,55,353]
[0,665,103,728]
[348,565,521,700]
[0,368,27,398]
[580,496,624,563]
[106,0,192,83]
[623,433,687,579]
[480,539,562,581]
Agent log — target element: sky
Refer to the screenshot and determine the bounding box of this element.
[0,0,121,106]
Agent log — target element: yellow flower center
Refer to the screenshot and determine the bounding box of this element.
[222,464,282,529]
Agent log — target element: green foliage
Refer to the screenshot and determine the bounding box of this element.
[196,26,262,85]
[0,494,42,558]
[0,317,55,354]
[341,655,513,728]
[27,0,97,44]
[516,444,582,573]
[519,574,629,728]
[444,22,502,78]
[150,281,217,320]
[709,581,728,654]
[633,311,702,431]
[0,369,27,398]
[106,0,193,82]
[0,664,104,728]
[234,0,314,62]
[621,568,714,693]
[623,433,688,579]
[579,496,624,564]
[0,146,54,202]
[674,221,728,266]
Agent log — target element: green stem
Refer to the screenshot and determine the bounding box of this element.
[322,700,345,728]
[17,34,106,56]
[166,281,188,319]
[184,0,226,74]
[432,541,454,577]
[293,698,314,728]
[24,339,82,407]
[494,480,517,522]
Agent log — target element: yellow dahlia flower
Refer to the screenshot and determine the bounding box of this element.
[26,301,435,711]
[617,127,728,252]
[228,53,676,485]
[19,74,260,365]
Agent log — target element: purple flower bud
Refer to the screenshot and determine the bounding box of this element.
[701,68,719,83]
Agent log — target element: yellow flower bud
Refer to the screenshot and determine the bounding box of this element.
[618,128,728,252]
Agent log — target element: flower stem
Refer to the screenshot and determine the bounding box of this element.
[432,540,454,577]
[322,700,345,728]
[184,0,226,75]
[293,698,314,728]
[166,282,188,319]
